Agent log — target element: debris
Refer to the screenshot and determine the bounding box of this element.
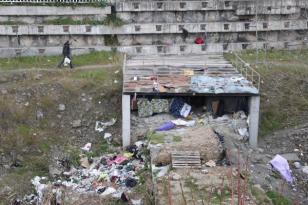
[152,99,169,113]
[201,169,209,174]
[23,194,37,204]
[125,177,137,187]
[31,176,47,204]
[95,118,116,132]
[195,37,205,44]
[72,120,82,128]
[81,143,92,152]
[131,199,142,205]
[170,98,191,118]
[137,98,153,117]
[137,98,169,117]
[238,127,249,138]
[269,155,293,183]
[104,133,112,144]
[293,162,301,169]
[121,192,129,202]
[107,156,128,166]
[80,157,90,168]
[58,104,65,111]
[123,152,134,158]
[172,151,201,169]
[302,166,308,175]
[205,160,216,167]
[171,173,181,181]
[36,109,44,120]
[171,119,196,127]
[156,121,175,131]
[153,165,170,178]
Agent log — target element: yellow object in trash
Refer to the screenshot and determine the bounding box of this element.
[123,152,134,158]
[183,69,194,76]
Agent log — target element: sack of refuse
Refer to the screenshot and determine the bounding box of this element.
[63,57,71,66]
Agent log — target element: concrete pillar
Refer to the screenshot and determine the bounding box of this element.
[248,96,260,147]
[122,94,131,148]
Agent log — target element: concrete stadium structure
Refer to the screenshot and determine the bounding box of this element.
[0,0,307,57]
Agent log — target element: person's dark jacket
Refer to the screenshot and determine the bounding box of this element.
[62,41,71,57]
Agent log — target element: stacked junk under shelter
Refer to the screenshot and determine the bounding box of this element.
[122,54,261,204]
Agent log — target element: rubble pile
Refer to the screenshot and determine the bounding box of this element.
[24,142,148,204]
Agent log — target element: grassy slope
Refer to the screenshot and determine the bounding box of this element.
[225,49,308,136]
[0,51,123,204]
[0,50,121,71]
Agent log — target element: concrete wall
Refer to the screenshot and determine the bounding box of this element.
[0,35,106,47]
[0,20,306,35]
[0,6,111,16]
[0,40,306,57]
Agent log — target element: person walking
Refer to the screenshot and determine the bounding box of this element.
[58,41,73,69]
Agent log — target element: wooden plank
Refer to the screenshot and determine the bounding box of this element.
[171,151,201,169]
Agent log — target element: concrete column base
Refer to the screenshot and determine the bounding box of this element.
[248,96,260,147]
[122,94,131,148]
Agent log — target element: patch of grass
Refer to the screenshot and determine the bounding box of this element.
[0,21,26,25]
[266,191,291,205]
[43,17,103,25]
[104,35,119,46]
[184,176,199,191]
[225,49,308,136]
[17,124,31,136]
[148,132,166,144]
[66,147,81,167]
[172,135,182,142]
[38,142,51,153]
[102,14,125,27]
[91,140,110,157]
[0,50,121,70]
[73,69,107,81]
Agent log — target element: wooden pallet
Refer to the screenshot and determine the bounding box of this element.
[171,151,201,169]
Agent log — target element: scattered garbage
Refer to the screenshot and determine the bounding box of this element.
[205,160,216,167]
[171,119,195,127]
[29,141,146,204]
[95,118,116,132]
[293,162,301,169]
[195,37,205,44]
[302,166,308,175]
[156,121,176,131]
[170,98,191,118]
[104,133,112,144]
[58,104,66,111]
[201,169,209,174]
[269,155,293,184]
[107,156,128,166]
[72,119,82,128]
[80,156,90,168]
[238,127,249,138]
[137,98,169,117]
[81,143,92,152]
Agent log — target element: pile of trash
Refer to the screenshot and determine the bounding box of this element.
[24,141,147,204]
[137,98,191,118]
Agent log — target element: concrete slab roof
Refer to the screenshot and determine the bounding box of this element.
[123,54,259,96]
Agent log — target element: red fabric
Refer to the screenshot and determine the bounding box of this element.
[195,37,204,44]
